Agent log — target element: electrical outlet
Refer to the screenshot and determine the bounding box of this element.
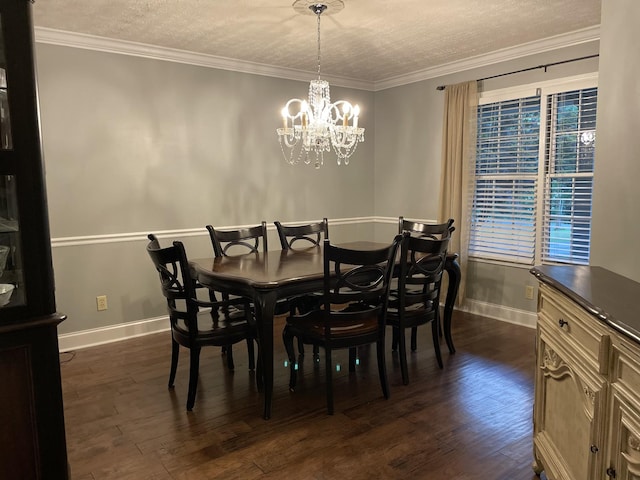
[96,295,108,311]
[525,285,535,300]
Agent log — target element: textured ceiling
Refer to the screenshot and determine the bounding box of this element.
[32,0,601,83]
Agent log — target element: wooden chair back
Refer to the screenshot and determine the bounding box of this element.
[274,218,329,250]
[398,216,454,239]
[206,221,268,257]
[396,232,450,323]
[146,237,199,337]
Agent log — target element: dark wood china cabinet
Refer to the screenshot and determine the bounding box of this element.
[0,0,68,478]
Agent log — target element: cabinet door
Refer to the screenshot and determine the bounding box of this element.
[0,0,57,320]
[0,11,26,309]
[0,174,24,308]
[534,328,607,480]
[607,387,640,479]
[0,45,12,149]
[607,338,640,479]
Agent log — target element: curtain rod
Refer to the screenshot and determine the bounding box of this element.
[436,54,599,91]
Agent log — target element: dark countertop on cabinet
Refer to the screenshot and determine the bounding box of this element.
[530,265,640,345]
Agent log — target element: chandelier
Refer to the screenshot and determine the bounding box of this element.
[276,1,365,169]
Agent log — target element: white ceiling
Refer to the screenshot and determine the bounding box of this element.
[32,0,601,86]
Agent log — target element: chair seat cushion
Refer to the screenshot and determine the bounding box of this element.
[386,300,437,330]
[286,307,379,341]
[173,310,254,346]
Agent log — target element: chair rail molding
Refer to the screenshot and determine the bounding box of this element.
[50,217,379,248]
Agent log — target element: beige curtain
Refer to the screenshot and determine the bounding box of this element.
[438,80,478,305]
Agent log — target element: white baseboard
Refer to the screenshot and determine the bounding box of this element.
[57,301,536,352]
[58,316,170,352]
[460,299,537,329]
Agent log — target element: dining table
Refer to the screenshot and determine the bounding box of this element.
[190,240,460,419]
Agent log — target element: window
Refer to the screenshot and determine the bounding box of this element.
[469,76,598,266]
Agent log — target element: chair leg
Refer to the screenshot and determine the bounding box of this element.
[226,344,235,371]
[313,344,320,365]
[246,338,255,371]
[410,327,418,352]
[432,320,443,369]
[376,338,390,400]
[256,339,264,392]
[282,326,298,391]
[168,337,179,389]
[297,336,305,357]
[186,347,201,411]
[325,346,334,415]
[391,326,399,352]
[209,291,219,321]
[398,328,409,385]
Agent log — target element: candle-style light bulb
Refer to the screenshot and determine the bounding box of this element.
[353,105,360,129]
[281,107,288,130]
[301,101,309,128]
[343,104,350,127]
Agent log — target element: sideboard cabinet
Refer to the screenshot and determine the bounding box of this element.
[531,265,640,480]
[0,0,68,478]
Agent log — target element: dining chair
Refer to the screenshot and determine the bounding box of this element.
[274,218,329,359]
[146,234,257,411]
[396,216,455,352]
[205,221,268,360]
[386,231,450,384]
[206,221,268,257]
[274,217,329,250]
[283,236,402,415]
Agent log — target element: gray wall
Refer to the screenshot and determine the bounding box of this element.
[590,0,640,281]
[35,44,375,334]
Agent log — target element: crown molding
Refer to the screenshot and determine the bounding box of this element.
[373,25,600,91]
[35,24,599,93]
[33,27,375,91]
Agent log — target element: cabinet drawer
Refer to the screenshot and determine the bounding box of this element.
[539,284,610,374]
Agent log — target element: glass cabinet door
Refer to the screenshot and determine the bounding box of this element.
[0,74,11,148]
[0,175,23,308]
[0,16,24,309]
[0,17,12,149]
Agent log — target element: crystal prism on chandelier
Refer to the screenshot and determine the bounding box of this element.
[276,1,364,169]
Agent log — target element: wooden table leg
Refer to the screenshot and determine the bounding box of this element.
[254,289,277,420]
[443,255,461,354]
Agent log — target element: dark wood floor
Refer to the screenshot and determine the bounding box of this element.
[60,311,539,479]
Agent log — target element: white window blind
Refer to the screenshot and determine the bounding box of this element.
[542,88,597,265]
[470,79,597,266]
[470,96,540,264]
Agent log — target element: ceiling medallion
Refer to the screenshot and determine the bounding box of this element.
[292,0,344,16]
